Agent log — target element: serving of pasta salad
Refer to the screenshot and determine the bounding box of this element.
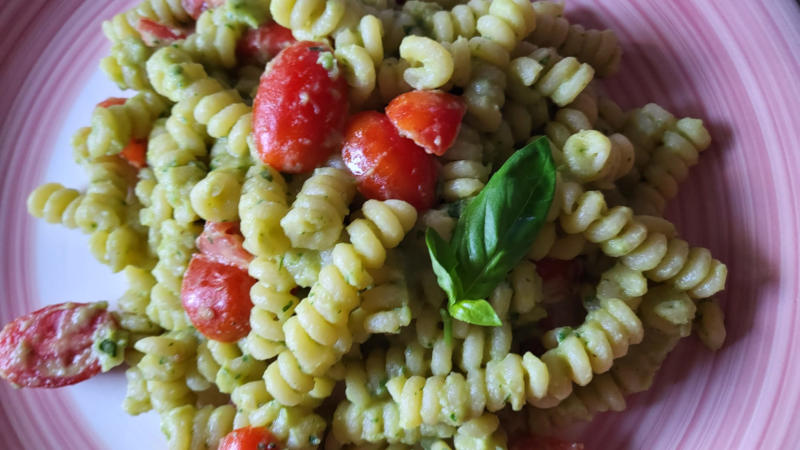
[0,0,730,448]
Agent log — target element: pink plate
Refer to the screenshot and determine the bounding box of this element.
[1,1,799,448]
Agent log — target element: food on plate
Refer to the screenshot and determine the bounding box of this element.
[5,0,729,448]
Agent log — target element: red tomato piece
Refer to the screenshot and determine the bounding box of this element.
[510,435,584,450]
[181,253,256,342]
[219,426,282,450]
[252,41,349,173]
[342,111,438,211]
[120,138,148,169]
[96,97,127,108]
[136,18,190,46]
[535,258,582,306]
[0,302,120,388]
[535,258,579,281]
[196,221,253,271]
[237,22,296,66]
[385,90,466,156]
[182,0,225,20]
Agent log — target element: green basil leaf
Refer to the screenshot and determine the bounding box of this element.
[425,228,461,303]
[451,137,556,301]
[449,300,502,327]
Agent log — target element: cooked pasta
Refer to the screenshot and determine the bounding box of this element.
[16,0,732,448]
[280,167,356,250]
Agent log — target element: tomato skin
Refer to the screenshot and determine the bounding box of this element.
[182,0,225,20]
[252,41,349,173]
[120,138,148,169]
[181,254,256,342]
[510,435,584,450]
[342,111,438,211]
[196,221,253,271]
[237,22,296,66]
[136,18,190,46]
[97,97,127,108]
[386,90,466,156]
[219,426,282,450]
[0,302,119,388]
[535,258,580,281]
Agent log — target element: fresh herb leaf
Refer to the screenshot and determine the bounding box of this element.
[425,228,461,303]
[449,299,502,326]
[452,137,556,301]
[425,137,556,327]
[98,339,117,357]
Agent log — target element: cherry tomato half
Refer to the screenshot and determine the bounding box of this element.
[219,426,282,450]
[386,90,466,156]
[342,111,438,211]
[0,302,120,388]
[252,41,349,173]
[181,253,256,342]
[196,221,253,271]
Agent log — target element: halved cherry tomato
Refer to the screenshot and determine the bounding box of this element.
[181,254,256,342]
[0,302,120,388]
[342,111,437,210]
[96,97,127,108]
[252,41,349,173]
[385,90,466,156]
[136,18,190,46]
[120,138,148,169]
[219,426,282,450]
[182,0,225,20]
[196,221,253,271]
[510,435,584,450]
[237,22,296,66]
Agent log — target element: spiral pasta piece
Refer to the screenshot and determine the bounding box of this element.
[28,154,139,233]
[630,117,712,215]
[526,1,622,77]
[281,167,356,250]
[101,38,154,91]
[117,266,161,339]
[453,414,507,450]
[145,119,209,225]
[88,225,153,272]
[197,340,266,394]
[525,288,698,432]
[265,200,416,405]
[387,296,641,426]
[562,129,635,188]
[332,399,456,447]
[102,0,191,44]
[146,47,252,156]
[100,0,193,90]
[439,124,489,201]
[161,404,235,450]
[231,380,327,449]
[694,298,726,351]
[189,141,250,222]
[424,0,488,42]
[349,260,412,343]
[399,36,454,90]
[463,61,506,132]
[180,4,263,69]
[87,91,168,159]
[146,220,200,330]
[133,329,200,414]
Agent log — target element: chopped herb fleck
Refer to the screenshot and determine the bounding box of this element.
[98,339,117,357]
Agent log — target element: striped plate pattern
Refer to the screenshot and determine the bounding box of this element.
[0,0,798,449]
